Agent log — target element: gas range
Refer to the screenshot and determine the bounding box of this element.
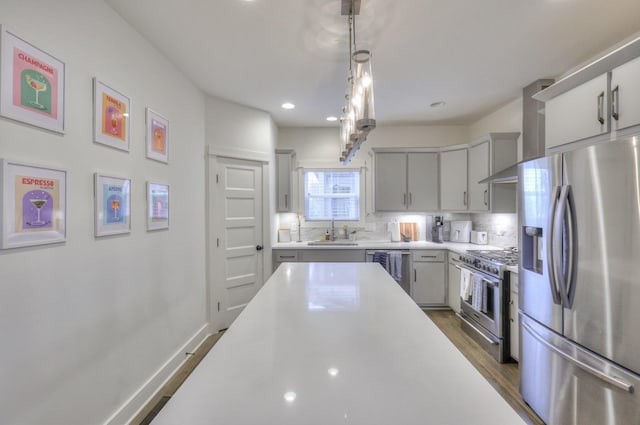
[459,248,518,278]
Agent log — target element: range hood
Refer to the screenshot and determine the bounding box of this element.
[479,79,554,184]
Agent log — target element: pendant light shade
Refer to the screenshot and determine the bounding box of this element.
[338,1,376,165]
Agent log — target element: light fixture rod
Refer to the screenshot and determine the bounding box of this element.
[341,0,361,15]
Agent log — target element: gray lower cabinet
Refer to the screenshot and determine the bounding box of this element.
[448,252,462,313]
[272,249,365,273]
[411,250,446,307]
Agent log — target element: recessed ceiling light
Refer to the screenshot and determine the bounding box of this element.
[326,116,338,122]
[282,102,295,110]
[430,101,446,108]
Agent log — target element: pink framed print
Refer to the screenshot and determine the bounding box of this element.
[0,159,67,249]
[146,108,169,163]
[93,78,130,152]
[0,25,65,133]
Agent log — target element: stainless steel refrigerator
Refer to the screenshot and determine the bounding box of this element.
[518,136,640,425]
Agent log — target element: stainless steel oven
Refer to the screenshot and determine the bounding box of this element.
[457,250,515,363]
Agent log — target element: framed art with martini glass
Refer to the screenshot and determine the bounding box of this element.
[94,173,131,237]
[146,108,169,163]
[93,78,130,152]
[0,25,65,133]
[0,159,67,249]
[146,181,169,231]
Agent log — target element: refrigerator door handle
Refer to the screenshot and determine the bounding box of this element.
[555,185,579,308]
[547,185,562,304]
[564,185,578,308]
[522,321,634,393]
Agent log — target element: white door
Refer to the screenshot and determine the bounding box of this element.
[210,156,264,331]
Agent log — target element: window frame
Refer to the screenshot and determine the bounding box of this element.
[299,167,366,228]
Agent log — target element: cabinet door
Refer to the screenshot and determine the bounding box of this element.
[440,149,468,211]
[448,262,461,313]
[276,152,292,212]
[375,153,407,211]
[407,152,439,211]
[468,141,489,211]
[413,262,446,306]
[545,74,608,150]
[611,56,640,132]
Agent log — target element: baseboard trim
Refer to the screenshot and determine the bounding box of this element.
[102,324,210,425]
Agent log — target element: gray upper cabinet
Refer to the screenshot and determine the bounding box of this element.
[611,55,640,132]
[468,141,490,211]
[544,74,609,150]
[275,149,295,212]
[534,35,640,151]
[440,147,468,211]
[375,151,439,212]
[468,132,519,213]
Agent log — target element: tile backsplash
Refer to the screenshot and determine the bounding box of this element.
[276,211,517,248]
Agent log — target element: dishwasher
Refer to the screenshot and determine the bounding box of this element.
[365,250,412,296]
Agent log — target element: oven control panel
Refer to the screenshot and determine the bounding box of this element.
[459,254,501,276]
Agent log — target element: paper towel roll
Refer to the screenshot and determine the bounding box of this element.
[390,222,401,242]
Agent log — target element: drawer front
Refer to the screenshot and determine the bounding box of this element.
[412,250,445,262]
[274,250,299,262]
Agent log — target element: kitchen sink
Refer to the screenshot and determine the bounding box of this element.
[307,241,359,246]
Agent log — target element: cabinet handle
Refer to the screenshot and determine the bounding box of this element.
[612,85,620,121]
[284,194,288,209]
[597,91,605,125]
[463,191,467,206]
[409,192,412,205]
[403,193,407,207]
[483,189,488,206]
[414,269,417,282]
[280,255,296,259]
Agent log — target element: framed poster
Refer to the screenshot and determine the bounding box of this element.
[94,173,131,237]
[146,108,169,163]
[93,78,130,152]
[0,159,66,249]
[146,181,169,231]
[0,26,65,133]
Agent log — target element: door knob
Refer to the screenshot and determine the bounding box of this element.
[256,245,263,251]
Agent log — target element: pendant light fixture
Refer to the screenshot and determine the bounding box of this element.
[339,0,376,164]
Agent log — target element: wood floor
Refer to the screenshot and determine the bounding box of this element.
[132,311,543,425]
[426,310,544,425]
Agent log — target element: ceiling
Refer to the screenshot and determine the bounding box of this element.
[106,0,640,128]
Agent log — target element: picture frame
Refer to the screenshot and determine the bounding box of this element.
[0,25,65,133]
[146,108,169,163]
[93,78,130,152]
[94,173,131,237]
[0,159,67,249]
[146,181,169,231]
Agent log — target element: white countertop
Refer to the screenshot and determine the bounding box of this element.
[152,263,525,425]
[273,240,505,254]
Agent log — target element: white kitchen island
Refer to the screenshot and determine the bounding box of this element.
[152,263,526,425]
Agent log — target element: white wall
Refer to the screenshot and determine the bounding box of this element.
[0,1,207,424]
[278,125,469,167]
[204,96,278,320]
[468,97,524,161]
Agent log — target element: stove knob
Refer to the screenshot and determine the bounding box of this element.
[491,267,498,274]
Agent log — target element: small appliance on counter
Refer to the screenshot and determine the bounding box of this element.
[431,216,443,243]
[450,221,472,243]
[470,230,488,245]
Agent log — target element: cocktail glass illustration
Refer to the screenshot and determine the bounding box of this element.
[111,199,121,220]
[29,198,48,225]
[153,128,164,151]
[110,110,120,134]
[25,74,47,110]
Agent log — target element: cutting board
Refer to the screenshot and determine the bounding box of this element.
[400,222,418,241]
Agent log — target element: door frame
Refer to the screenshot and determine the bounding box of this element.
[205,147,272,332]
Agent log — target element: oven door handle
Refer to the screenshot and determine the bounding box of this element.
[455,265,499,287]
